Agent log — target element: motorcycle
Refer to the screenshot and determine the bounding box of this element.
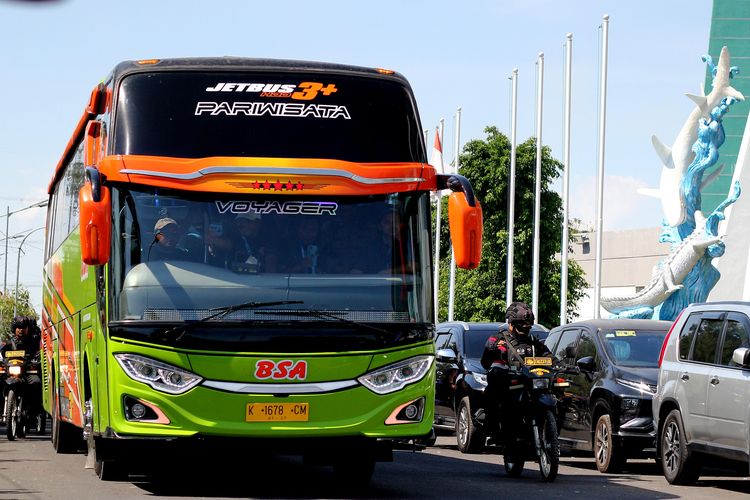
[3,349,46,440]
[478,356,570,482]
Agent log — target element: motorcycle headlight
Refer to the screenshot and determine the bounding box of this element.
[471,372,488,387]
[532,378,549,389]
[8,365,21,376]
[358,355,433,394]
[115,353,202,395]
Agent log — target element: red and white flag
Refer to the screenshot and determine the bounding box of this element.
[429,129,445,174]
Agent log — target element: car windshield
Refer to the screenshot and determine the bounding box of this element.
[599,329,667,367]
[464,329,497,359]
[109,185,432,324]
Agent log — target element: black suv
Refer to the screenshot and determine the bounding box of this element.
[433,321,548,453]
[544,319,671,472]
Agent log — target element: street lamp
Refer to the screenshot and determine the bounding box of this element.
[14,227,45,318]
[1,199,48,294]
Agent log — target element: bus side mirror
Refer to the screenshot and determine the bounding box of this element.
[79,169,111,266]
[448,191,483,269]
[84,120,103,167]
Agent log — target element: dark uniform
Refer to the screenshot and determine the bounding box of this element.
[480,302,551,439]
[1,317,42,414]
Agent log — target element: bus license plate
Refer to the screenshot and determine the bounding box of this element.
[246,403,309,422]
[525,357,552,366]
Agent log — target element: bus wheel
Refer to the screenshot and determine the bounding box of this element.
[332,453,376,486]
[95,455,128,481]
[51,375,82,453]
[85,397,128,481]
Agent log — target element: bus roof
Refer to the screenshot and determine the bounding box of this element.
[49,57,413,194]
[111,57,409,83]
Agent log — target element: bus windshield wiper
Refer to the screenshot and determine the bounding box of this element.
[161,300,304,342]
[256,309,393,336]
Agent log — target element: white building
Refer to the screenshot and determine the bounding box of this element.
[570,227,669,320]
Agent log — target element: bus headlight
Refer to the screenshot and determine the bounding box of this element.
[358,355,433,395]
[114,353,202,395]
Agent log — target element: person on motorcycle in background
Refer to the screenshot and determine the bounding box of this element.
[480,302,551,441]
[1,316,42,412]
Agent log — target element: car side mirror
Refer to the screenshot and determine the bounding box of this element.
[436,348,457,364]
[576,356,595,372]
[732,347,750,367]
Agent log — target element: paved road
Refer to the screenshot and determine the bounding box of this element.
[0,431,749,499]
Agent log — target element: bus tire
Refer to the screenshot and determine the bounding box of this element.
[333,454,376,486]
[51,375,82,454]
[93,439,128,482]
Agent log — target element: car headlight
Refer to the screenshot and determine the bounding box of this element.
[532,378,549,389]
[115,353,202,395]
[358,355,433,394]
[471,372,488,386]
[616,378,654,394]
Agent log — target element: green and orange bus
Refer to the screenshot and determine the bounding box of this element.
[41,58,482,482]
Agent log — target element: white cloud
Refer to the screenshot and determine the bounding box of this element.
[570,174,663,230]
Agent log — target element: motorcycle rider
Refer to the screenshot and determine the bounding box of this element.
[1,316,42,415]
[480,302,551,441]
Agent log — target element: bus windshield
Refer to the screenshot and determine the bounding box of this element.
[113,71,424,162]
[110,185,432,324]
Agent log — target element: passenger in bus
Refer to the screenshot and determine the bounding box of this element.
[360,209,405,274]
[279,217,327,274]
[229,213,274,272]
[149,218,190,261]
[180,209,233,267]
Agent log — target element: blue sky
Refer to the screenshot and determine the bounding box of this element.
[0,0,715,312]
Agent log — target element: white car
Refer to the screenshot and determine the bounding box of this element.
[652,302,750,485]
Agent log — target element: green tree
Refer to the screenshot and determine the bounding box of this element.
[436,126,588,328]
[0,286,38,342]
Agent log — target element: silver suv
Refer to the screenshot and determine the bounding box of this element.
[653,301,750,485]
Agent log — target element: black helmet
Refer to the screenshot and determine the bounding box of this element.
[11,316,26,332]
[505,302,534,324]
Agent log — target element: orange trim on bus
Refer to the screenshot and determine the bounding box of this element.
[95,155,440,195]
[48,84,108,195]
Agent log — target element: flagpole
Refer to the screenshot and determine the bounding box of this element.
[532,52,544,321]
[448,107,461,321]
[506,69,518,309]
[560,34,573,325]
[594,15,609,319]
[433,119,445,321]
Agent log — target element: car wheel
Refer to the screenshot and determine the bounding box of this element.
[661,409,701,485]
[456,397,484,454]
[594,413,625,473]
